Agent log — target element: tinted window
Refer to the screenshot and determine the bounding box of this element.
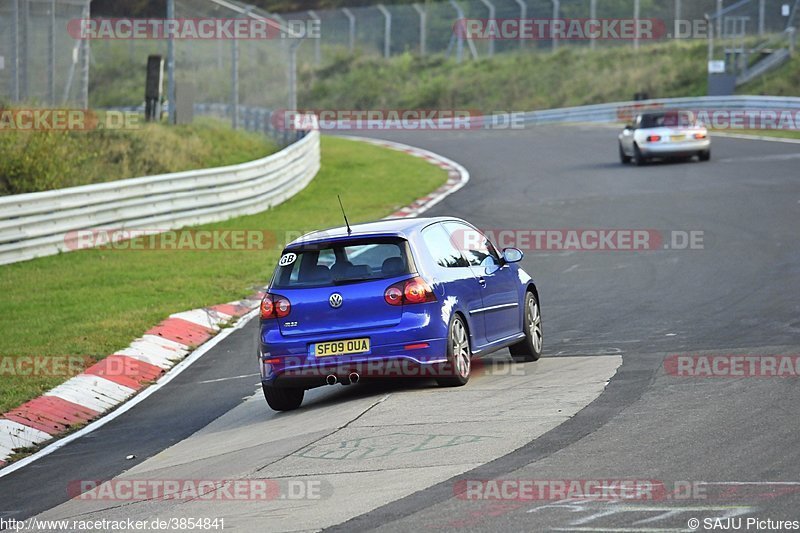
[421,224,469,268]
[639,113,667,128]
[444,222,500,267]
[273,238,410,288]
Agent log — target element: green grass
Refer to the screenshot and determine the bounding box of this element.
[300,40,800,112]
[0,117,276,195]
[0,136,447,413]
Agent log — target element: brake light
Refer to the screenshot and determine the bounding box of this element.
[384,286,403,306]
[647,135,661,142]
[384,277,436,306]
[694,133,707,139]
[260,293,291,319]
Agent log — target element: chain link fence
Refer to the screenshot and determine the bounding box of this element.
[280,0,797,62]
[1,0,797,115]
[0,0,91,107]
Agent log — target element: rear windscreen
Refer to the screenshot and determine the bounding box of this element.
[273,238,412,288]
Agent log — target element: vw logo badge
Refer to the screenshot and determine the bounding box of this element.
[329,293,343,308]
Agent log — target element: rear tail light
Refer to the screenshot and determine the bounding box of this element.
[646,135,662,142]
[261,293,291,319]
[694,133,707,139]
[385,277,437,306]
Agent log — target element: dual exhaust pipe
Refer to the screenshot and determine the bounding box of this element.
[326,372,359,386]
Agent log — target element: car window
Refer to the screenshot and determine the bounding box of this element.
[640,114,667,128]
[274,238,410,288]
[444,222,500,267]
[421,223,470,268]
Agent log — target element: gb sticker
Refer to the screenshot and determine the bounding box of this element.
[279,252,297,266]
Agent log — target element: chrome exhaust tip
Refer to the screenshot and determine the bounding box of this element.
[326,374,338,385]
[348,372,360,384]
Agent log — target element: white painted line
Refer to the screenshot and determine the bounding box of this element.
[0,308,258,479]
[0,420,52,451]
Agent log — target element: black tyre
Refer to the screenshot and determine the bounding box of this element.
[263,383,304,411]
[619,142,632,164]
[633,143,646,166]
[699,149,711,162]
[437,315,471,387]
[509,291,543,362]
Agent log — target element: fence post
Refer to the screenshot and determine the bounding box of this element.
[80,0,89,109]
[377,4,392,58]
[634,0,640,50]
[167,0,176,124]
[413,3,427,56]
[232,35,239,129]
[21,0,29,101]
[515,0,527,50]
[479,0,495,57]
[307,10,321,64]
[758,0,765,35]
[12,0,20,102]
[552,0,560,51]
[449,0,464,63]
[590,0,596,50]
[342,8,356,53]
[49,0,56,105]
[717,0,723,40]
[674,0,682,41]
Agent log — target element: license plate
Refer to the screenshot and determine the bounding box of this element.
[670,135,686,142]
[311,338,370,357]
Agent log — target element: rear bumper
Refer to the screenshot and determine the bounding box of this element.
[639,140,710,157]
[259,306,451,388]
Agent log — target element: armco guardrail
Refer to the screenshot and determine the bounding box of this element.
[516,95,800,126]
[0,129,320,266]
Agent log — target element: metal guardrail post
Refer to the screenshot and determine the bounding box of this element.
[342,8,356,53]
[413,3,427,56]
[479,0,495,57]
[377,4,392,59]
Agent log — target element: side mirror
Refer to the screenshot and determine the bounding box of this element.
[503,248,524,263]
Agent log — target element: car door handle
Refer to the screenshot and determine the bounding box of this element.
[478,277,487,287]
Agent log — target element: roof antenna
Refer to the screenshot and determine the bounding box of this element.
[338,195,352,235]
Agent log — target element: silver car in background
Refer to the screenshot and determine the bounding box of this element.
[619,111,711,165]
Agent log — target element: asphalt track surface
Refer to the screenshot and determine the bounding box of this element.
[2,125,800,532]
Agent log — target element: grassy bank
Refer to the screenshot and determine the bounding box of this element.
[0,136,447,413]
[0,117,276,195]
[300,41,800,112]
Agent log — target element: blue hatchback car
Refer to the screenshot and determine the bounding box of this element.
[258,217,542,411]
